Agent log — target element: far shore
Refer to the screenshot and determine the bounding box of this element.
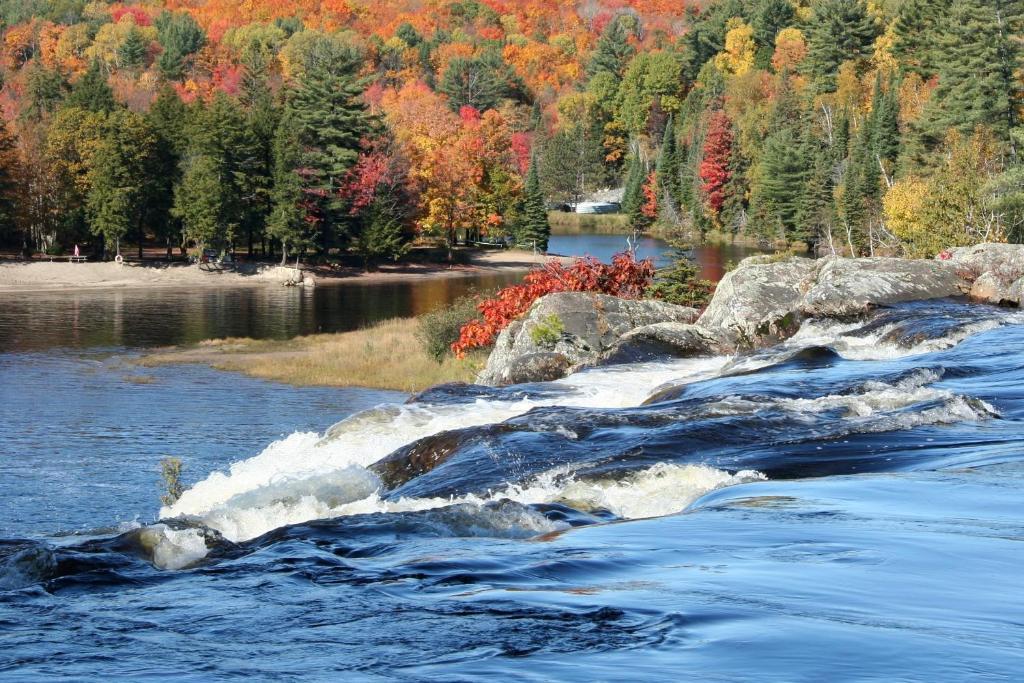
[0,249,569,294]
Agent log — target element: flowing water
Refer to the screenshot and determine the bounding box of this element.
[2,261,1023,679]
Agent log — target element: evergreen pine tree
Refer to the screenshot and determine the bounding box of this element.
[21,61,68,122]
[805,0,878,93]
[519,155,550,251]
[147,86,187,258]
[840,119,882,252]
[587,15,636,80]
[919,0,1023,151]
[67,61,115,113]
[891,0,943,77]
[871,75,901,169]
[656,114,682,213]
[118,26,148,69]
[352,198,410,269]
[173,154,234,253]
[285,57,376,251]
[155,11,206,81]
[87,111,157,258]
[267,112,311,264]
[990,127,1024,242]
[239,52,279,256]
[752,127,806,239]
[796,137,836,250]
[622,151,647,228]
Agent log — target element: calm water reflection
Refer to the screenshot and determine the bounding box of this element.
[548,232,764,282]
[0,273,522,352]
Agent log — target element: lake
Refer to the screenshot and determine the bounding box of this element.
[2,241,1021,681]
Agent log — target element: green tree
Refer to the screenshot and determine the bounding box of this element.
[155,10,206,81]
[86,111,157,258]
[438,50,525,112]
[622,150,648,228]
[118,26,148,69]
[752,0,796,69]
[66,61,115,114]
[751,127,807,240]
[539,121,606,205]
[146,86,188,258]
[284,56,376,251]
[173,154,233,253]
[267,112,311,264]
[805,0,877,93]
[352,199,410,269]
[989,128,1024,242]
[919,0,1023,152]
[518,155,550,251]
[20,61,67,122]
[891,0,943,77]
[656,114,682,214]
[587,14,637,81]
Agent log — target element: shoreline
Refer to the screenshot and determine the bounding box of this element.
[0,250,567,294]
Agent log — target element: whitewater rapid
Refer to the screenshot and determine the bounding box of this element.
[150,303,1020,569]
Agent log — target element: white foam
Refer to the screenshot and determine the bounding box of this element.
[163,358,730,540]
[159,305,1016,545]
[137,524,209,570]
[791,316,1019,361]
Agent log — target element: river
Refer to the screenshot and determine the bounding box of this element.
[1,239,1022,680]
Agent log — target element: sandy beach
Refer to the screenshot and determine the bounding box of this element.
[0,250,565,293]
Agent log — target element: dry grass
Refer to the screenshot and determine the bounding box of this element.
[548,212,631,234]
[139,318,484,393]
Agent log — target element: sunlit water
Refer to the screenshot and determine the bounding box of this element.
[548,231,765,282]
[1,259,1023,679]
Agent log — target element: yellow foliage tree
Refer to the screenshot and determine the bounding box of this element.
[714,19,756,77]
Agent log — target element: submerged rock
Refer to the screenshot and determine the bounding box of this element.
[477,292,698,386]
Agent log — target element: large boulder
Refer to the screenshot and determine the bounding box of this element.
[696,256,818,349]
[697,255,969,350]
[941,243,1024,279]
[801,257,967,318]
[599,322,729,365]
[942,243,1024,306]
[477,292,698,386]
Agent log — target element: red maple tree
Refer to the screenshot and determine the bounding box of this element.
[699,110,734,215]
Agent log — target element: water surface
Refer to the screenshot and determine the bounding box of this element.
[1,257,1021,680]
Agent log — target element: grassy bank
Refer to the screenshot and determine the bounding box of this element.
[138,318,482,393]
[548,211,631,234]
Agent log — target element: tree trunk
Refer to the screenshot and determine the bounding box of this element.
[280,241,288,266]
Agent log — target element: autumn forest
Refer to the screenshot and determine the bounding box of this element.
[0,0,1021,263]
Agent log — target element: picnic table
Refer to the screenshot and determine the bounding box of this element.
[48,255,88,263]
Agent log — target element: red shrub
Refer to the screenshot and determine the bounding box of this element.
[452,252,655,357]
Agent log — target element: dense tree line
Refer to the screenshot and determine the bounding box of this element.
[0,0,1021,261]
